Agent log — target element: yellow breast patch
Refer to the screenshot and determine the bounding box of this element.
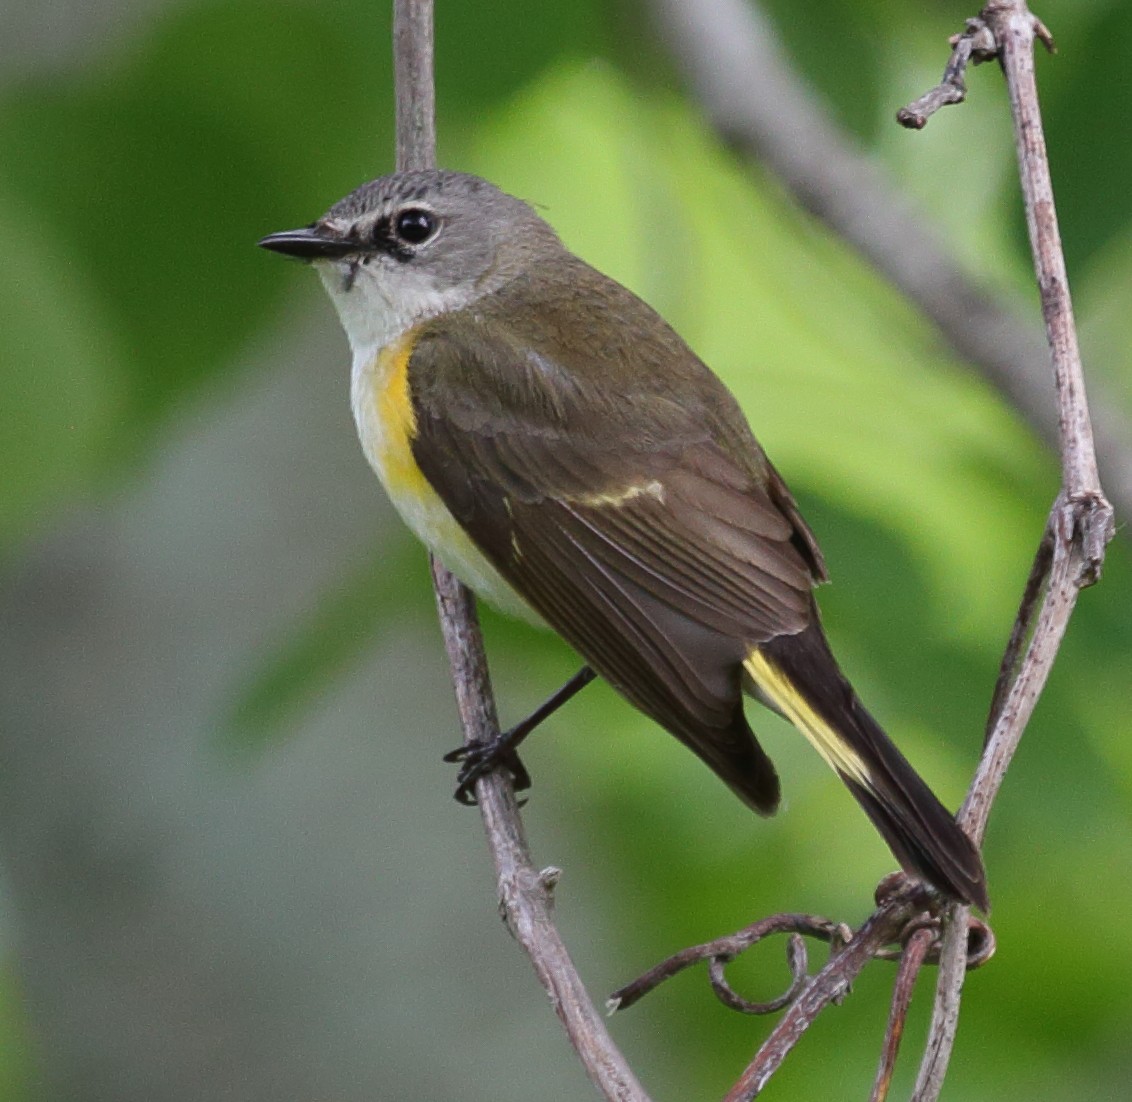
[350,326,542,626]
[372,329,431,500]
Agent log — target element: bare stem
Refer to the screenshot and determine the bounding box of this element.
[393,4,651,1098]
[906,5,1115,1099]
[428,563,650,1101]
[910,900,971,1102]
[870,926,935,1102]
[393,0,435,172]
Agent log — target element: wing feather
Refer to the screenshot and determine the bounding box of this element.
[405,305,822,808]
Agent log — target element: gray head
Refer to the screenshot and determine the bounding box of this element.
[259,170,563,354]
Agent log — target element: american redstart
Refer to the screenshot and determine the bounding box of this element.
[260,170,988,910]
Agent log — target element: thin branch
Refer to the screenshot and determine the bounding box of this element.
[896,19,1000,130]
[393,0,435,172]
[985,527,1053,738]
[721,883,927,1102]
[393,5,652,1099]
[910,900,968,1102]
[646,0,1132,530]
[870,926,935,1102]
[904,6,1115,1100]
[429,565,650,1101]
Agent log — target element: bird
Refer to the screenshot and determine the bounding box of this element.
[259,169,988,910]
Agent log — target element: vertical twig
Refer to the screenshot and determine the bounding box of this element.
[393,0,435,172]
[994,6,1100,508]
[909,899,971,1102]
[906,6,1115,1100]
[869,927,935,1102]
[392,4,652,1099]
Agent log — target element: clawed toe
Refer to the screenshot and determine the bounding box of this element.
[445,736,531,805]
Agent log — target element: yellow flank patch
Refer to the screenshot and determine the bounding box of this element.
[744,649,871,787]
[374,329,431,499]
[351,326,542,626]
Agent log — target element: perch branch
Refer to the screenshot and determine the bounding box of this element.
[429,565,650,1101]
[394,3,651,1098]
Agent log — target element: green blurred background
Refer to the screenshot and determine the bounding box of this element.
[1,0,1129,1098]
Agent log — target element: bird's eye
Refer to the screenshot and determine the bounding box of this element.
[393,208,437,245]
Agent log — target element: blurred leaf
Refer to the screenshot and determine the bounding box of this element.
[435,0,608,118]
[0,1,389,482]
[0,183,123,548]
[758,0,887,140]
[130,1,393,198]
[1041,0,1132,278]
[0,963,30,1101]
[1079,222,1132,415]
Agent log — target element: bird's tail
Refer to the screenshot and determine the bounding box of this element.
[743,625,988,911]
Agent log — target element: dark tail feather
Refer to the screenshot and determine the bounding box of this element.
[746,623,988,911]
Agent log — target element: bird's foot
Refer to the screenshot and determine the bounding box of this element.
[443,735,532,806]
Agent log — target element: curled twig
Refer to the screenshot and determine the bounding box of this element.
[613,872,993,1026]
[898,5,1060,133]
[896,19,999,129]
[708,934,810,1015]
[608,913,850,1013]
[721,882,924,1102]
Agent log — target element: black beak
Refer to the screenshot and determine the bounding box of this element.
[257,226,359,260]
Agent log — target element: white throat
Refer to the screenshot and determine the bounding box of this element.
[315,256,477,366]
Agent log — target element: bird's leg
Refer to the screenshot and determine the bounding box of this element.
[445,666,597,805]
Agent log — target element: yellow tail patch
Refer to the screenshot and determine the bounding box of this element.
[744,649,871,787]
